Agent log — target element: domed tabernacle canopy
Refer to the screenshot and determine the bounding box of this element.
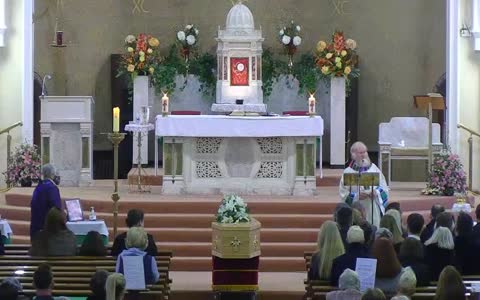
[226,1,255,31]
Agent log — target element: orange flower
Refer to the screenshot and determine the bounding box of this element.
[333,31,345,53]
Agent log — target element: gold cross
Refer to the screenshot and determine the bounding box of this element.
[230,236,241,251]
[132,0,149,14]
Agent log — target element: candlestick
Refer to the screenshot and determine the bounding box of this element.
[308,94,316,117]
[162,92,169,116]
[113,107,120,132]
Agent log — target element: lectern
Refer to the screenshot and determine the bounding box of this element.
[414,95,446,172]
[343,172,380,225]
[40,96,93,186]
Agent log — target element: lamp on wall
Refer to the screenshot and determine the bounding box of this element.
[0,0,6,47]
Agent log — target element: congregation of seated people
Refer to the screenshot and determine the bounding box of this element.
[308,201,480,299]
[10,205,159,300]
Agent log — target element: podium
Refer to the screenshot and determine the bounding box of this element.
[414,95,446,172]
[343,172,380,225]
[40,96,93,186]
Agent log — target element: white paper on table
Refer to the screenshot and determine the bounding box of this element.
[122,256,146,290]
[355,258,377,292]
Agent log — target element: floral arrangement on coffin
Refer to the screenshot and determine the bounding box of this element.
[278,20,302,67]
[3,143,41,187]
[316,31,359,78]
[118,33,161,79]
[215,194,250,224]
[422,150,467,196]
[176,24,199,63]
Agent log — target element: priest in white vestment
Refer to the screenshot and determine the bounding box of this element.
[339,142,389,228]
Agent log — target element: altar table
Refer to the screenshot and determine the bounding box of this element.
[155,115,323,195]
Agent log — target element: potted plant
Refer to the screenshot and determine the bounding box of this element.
[211,194,261,259]
[3,143,41,187]
[278,20,302,69]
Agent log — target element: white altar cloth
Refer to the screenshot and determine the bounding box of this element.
[66,220,109,236]
[155,115,323,137]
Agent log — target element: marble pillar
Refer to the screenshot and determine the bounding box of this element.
[329,77,346,167]
[133,75,149,164]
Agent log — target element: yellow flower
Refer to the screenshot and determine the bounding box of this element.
[127,47,134,53]
[139,56,145,62]
[326,53,333,59]
[335,57,341,63]
[336,62,342,68]
[341,50,347,57]
[316,40,327,52]
[139,51,145,57]
[321,66,329,74]
[127,64,135,72]
[147,48,153,54]
[148,37,160,47]
[149,67,155,74]
[344,66,352,75]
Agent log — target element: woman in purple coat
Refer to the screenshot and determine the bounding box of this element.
[30,164,62,241]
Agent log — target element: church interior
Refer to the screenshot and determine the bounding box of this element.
[1,0,480,299]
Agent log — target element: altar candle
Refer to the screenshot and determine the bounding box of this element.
[308,94,316,115]
[113,107,120,132]
[162,93,169,114]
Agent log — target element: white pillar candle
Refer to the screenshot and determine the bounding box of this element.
[308,94,316,115]
[162,93,169,114]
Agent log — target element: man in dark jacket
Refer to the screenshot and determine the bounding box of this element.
[330,225,370,286]
[111,209,158,256]
[30,164,62,241]
[420,204,445,243]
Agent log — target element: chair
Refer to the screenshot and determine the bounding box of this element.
[171,110,201,115]
[282,111,308,116]
[378,117,443,184]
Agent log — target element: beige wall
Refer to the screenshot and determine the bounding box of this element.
[32,0,446,150]
[0,0,25,187]
[458,0,480,191]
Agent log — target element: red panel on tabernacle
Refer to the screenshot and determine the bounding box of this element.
[230,57,249,86]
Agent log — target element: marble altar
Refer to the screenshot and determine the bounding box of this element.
[155,115,323,195]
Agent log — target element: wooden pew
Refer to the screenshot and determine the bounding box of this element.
[0,251,173,299]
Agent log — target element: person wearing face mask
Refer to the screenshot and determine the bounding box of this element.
[339,142,389,228]
[30,164,62,242]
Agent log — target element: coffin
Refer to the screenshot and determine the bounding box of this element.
[211,218,261,259]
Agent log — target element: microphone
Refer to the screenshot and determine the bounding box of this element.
[41,74,52,96]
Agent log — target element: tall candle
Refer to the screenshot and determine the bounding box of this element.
[162,93,169,115]
[308,94,316,115]
[113,107,120,132]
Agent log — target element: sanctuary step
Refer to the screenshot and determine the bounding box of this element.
[1,184,460,272]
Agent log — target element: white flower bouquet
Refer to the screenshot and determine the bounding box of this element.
[176,24,199,61]
[279,20,302,55]
[215,194,250,224]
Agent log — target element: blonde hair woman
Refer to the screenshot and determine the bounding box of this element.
[380,215,404,252]
[105,273,126,300]
[115,227,160,284]
[308,221,345,280]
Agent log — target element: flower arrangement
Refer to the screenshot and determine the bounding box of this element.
[215,194,250,224]
[176,24,199,62]
[3,143,41,187]
[315,31,359,78]
[423,150,467,196]
[279,21,302,67]
[118,33,161,79]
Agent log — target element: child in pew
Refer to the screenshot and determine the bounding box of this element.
[33,263,70,300]
[87,270,109,300]
[105,273,125,300]
[115,227,160,285]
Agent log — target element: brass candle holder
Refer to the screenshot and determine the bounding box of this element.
[105,132,126,238]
